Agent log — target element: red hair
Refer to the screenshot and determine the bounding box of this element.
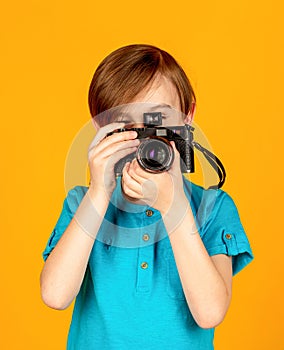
[88,44,196,125]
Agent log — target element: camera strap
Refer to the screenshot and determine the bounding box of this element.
[192,141,226,190]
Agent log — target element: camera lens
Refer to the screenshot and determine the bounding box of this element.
[136,137,174,173]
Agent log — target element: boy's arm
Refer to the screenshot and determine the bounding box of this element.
[122,145,233,329]
[40,189,108,310]
[40,126,139,310]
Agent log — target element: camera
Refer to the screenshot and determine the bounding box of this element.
[107,112,195,175]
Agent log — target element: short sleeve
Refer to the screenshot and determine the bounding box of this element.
[42,186,88,261]
[201,191,254,276]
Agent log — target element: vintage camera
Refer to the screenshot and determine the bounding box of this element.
[107,112,195,175]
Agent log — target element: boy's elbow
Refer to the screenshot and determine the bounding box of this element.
[40,275,72,310]
[194,306,228,329]
[41,287,70,310]
[196,315,225,329]
[42,297,69,311]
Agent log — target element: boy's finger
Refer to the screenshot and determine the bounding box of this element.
[88,122,126,151]
[128,159,151,182]
[122,164,144,197]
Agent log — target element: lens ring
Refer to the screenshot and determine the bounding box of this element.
[136,137,174,173]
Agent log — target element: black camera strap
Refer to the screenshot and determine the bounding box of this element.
[192,141,226,190]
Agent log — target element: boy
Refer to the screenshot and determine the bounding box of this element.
[41,44,253,349]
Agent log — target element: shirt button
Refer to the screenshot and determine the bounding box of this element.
[141,262,148,269]
[142,234,150,241]
[146,209,153,217]
[225,233,232,240]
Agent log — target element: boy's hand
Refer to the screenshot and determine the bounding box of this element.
[88,123,140,199]
[121,142,188,215]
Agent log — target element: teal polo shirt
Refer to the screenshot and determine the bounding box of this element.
[43,178,253,350]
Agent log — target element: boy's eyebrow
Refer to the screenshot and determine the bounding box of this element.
[115,104,174,122]
[149,103,173,110]
[114,111,131,120]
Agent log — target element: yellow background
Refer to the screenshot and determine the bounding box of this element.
[1,0,283,349]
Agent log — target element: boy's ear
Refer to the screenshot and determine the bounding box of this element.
[184,102,196,124]
[91,118,100,131]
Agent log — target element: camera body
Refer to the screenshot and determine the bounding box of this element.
[107,112,195,175]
